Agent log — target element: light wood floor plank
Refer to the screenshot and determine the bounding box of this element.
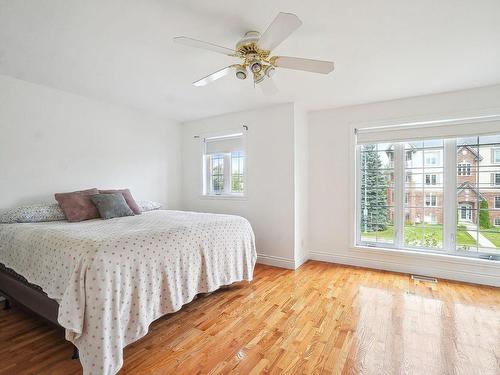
[0,261,498,374]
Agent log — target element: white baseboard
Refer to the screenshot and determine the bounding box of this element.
[308,248,500,287]
[257,253,296,269]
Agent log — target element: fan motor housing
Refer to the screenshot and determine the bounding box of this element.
[236,31,261,52]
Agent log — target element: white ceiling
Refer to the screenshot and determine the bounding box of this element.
[1,0,499,122]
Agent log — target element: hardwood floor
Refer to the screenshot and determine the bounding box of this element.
[0,261,499,374]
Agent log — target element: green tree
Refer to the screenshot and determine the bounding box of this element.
[361,145,388,232]
[479,199,490,229]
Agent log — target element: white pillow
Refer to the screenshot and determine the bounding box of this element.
[137,200,162,212]
[0,203,66,223]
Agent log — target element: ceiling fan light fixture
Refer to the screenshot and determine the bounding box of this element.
[264,65,275,78]
[250,61,262,73]
[235,65,247,80]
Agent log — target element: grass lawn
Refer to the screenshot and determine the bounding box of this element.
[480,228,500,247]
[362,224,477,247]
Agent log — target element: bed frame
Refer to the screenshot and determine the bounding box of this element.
[0,264,79,359]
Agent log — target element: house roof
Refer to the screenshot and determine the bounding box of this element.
[457,144,483,161]
[456,181,486,201]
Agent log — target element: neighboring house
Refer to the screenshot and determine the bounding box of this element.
[385,143,500,227]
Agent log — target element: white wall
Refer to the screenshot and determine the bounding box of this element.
[308,84,500,286]
[293,106,309,267]
[181,104,297,268]
[0,75,181,209]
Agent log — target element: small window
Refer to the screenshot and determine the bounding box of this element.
[495,173,500,186]
[405,151,412,161]
[203,132,245,196]
[495,217,500,226]
[495,196,500,209]
[425,174,437,185]
[425,152,439,166]
[458,162,471,176]
[425,193,437,207]
[493,148,500,164]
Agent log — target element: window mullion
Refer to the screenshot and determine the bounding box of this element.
[443,139,457,252]
[394,144,405,247]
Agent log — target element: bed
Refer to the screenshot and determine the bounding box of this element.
[0,210,256,375]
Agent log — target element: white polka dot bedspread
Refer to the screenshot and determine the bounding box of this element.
[0,210,257,374]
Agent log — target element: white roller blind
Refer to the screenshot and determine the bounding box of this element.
[356,116,500,144]
[205,133,243,154]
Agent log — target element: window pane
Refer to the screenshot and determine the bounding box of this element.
[404,140,444,249]
[210,154,224,193]
[231,151,245,193]
[360,143,394,245]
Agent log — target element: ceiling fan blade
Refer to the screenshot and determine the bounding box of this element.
[258,78,279,96]
[192,66,234,87]
[173,36,236,56]
[272,56,334,74]
[258,12,302,51]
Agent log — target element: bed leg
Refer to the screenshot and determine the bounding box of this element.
[72,345,79,360]
[3,299,10,310]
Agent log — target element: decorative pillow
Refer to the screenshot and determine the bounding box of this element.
[90,193,134,220]
[0,203,66,223]
[54,188,100,222]
[137,200,162,212]
[99,189,141,214]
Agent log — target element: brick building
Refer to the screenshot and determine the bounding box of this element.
[385,143,500,227]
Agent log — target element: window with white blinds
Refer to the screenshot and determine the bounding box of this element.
[356,117,500,260]
[202,132,246,196]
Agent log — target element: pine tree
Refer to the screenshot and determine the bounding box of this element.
[479,199,490,229]
[361,145,388,232]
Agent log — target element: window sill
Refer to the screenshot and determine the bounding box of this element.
[352,244,500,264]
[200,194,247,201]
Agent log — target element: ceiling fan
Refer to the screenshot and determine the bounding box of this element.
[173,12,334,94]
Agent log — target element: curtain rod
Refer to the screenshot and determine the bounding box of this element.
[193,124,248,139]
[354,114,500,135]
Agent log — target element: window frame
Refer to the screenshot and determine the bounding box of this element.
[355,137,499,258]
[425,174,437,185]
[425,192,437,207]
[492,148,500,164]
[495,196,500,210]
[458,162,471,176]
[202,131,247,199]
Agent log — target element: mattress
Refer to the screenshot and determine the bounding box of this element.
[0,210,256,375]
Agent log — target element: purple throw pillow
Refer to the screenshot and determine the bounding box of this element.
[54,188,100,222]
[98,189,141,215]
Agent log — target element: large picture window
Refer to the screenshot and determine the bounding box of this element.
[203,132,245,197]
[357,132,500,258]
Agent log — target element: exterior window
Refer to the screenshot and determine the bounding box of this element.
[458,162,471,176]
[406,151,412,161]
[425,152,439,166]
[493,148,500,163]
[203,132,245,196]
[357,133,500,258]
[425,193,437,207]
[495,173,500,186]
[425,174,437,185]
